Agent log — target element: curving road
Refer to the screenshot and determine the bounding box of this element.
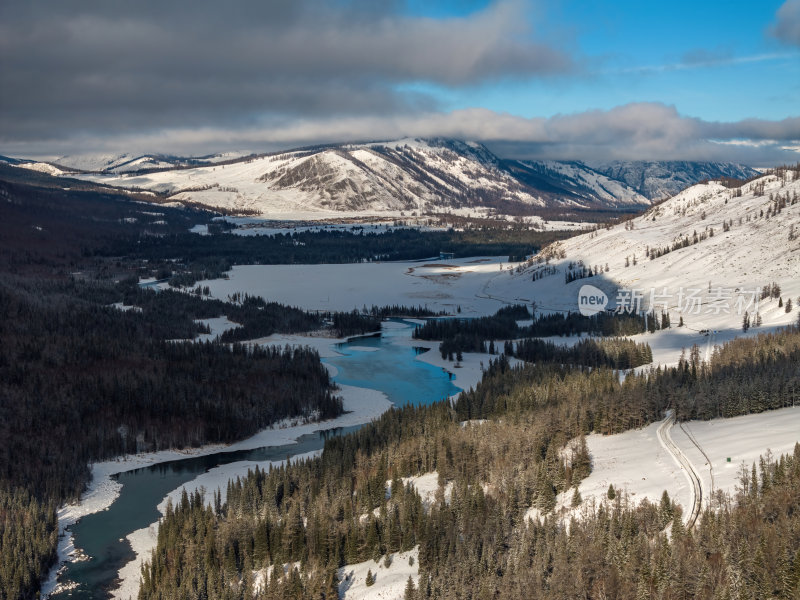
[656,412,703,528]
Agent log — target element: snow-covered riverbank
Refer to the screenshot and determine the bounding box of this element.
[42,378,391,598]
[42,319,517,599]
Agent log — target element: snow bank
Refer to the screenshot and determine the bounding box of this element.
[401,337,522,400]
[252,331,350,358]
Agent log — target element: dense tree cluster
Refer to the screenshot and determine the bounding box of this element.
[359,305,446,319]
[414,305,652,359]
[511,336,653,369]
[522,310,651,337]
[0,277,340,504]
[423,446,800,599]
[330,310,382,338]
[459,328,800,427]
[0,489,57,600]
[414,305,530,358]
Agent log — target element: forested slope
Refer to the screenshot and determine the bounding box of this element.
[140,327,800,599]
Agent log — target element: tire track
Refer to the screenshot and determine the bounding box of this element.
[679,422,715,499]
[656,412,703,528]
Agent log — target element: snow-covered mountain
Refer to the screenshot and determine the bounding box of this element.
[585,160,757,201]
[13,139,759,219]
[52,139,553,217]
[501,159,650,208]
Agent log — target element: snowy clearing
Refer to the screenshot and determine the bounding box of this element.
[192,315,241,342]
[338,547,419,600]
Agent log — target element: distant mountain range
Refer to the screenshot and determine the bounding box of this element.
[51,151,249,174]
[4,139,758,219]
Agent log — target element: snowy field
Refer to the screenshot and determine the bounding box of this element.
[544,406,800,525]
[670,407,800,510]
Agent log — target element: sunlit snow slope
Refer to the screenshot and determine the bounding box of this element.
[488,168,800,335]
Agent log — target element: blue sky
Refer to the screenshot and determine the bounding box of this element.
[403,0,799,122]
[1,0,798,163]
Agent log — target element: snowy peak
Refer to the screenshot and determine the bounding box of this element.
[60,139,555,217]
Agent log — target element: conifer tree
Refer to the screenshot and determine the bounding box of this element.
[404,575,417,600]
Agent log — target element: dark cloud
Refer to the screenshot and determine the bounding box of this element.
[0,0,571,144]
[771,0,800,45]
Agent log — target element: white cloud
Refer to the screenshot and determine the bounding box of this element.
[7,103,798,167]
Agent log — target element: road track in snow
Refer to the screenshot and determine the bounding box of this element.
[656,412,703,528]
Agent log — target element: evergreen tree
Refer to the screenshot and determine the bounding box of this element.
[404,575,417,600]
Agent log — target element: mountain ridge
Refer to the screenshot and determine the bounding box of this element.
[8,139,758,219]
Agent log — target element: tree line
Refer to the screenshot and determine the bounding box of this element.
[414,305,652,360]
[510,336,653,370]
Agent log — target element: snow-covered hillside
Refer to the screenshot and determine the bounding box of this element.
[489,168,800,335]
[537,406,800,527]
[12,139,757,219]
